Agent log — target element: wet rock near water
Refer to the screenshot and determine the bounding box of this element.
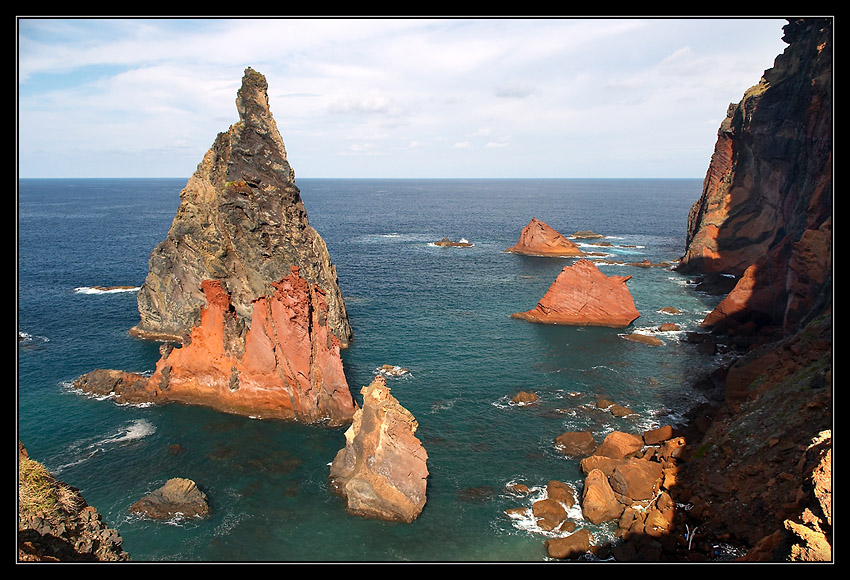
[129,478,210,521]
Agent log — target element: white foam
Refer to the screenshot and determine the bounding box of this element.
[74,286,140,294]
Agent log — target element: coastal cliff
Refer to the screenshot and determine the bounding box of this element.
[678,18,832,336]
[18,442,130,562]
[130,67,351,348]
[673,18,832,562]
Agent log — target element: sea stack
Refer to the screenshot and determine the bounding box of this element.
[75,68,356,426]
[677,19,832,335]
[506,218,584,257]
[329,376,428,523]
[511,259,640,327]
[130,67,351,348]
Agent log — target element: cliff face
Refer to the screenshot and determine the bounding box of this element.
[18,442,131,562]
[131,67,351,348]
[511,259,640,327]
[674,19,832,562]
[678,18,832,335]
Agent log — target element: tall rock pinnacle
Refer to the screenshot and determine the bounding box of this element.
[131,67,351,348]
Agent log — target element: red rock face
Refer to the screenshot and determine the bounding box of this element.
[506,218,584,257]
[679,19,832,334]
[147,266,356,426]
[511,259,640,327]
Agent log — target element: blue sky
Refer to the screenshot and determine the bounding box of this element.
[17,17,789,179]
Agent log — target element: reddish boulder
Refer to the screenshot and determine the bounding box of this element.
[643,425,674,446]
[609,460,664,502]
[593,431,644,460]
[511,259,640,327]
[554,431,597,457]
[505,218,584,257]
[329,376,428,523]
[545,529,593,560]
[581,469,623,525]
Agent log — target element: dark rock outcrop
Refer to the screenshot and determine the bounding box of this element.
[130,67,351,348]
[511,259,640,327]
[329,376,428,523]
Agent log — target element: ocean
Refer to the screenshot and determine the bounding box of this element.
[17,177,724,562]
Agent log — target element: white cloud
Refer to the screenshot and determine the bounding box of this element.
[17,17,790,178]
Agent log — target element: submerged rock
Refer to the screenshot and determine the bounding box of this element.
[511,259,640,327]
[433,237,473,247]
[329,376,428,523]
[506,218,584,257]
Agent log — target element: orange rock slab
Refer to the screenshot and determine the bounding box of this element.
[512,259,640,327]
[506,218,584,257]
[147,266,356,426]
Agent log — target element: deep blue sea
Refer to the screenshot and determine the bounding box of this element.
[17,177,724,562]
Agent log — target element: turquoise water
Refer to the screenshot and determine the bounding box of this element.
[17,178,722,561]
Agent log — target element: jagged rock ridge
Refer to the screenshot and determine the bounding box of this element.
[131,67,351,348]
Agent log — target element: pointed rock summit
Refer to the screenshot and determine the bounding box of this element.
[131,67,351,348]
[75,68,356,426]
[511,259,640,327]
[506,218,584,257]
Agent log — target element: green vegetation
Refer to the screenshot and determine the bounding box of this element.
[18,456,81,522]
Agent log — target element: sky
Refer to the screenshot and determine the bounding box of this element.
[17,17,790,179]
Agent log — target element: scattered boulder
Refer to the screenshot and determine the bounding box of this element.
[554,431,597,457]
[581,469,623,525]
[593,431,644,459]
[129,478,209,520]
[643,425,674,446]
[545,528,593,560]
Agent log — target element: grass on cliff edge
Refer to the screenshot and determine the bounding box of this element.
[18,456,81,523]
